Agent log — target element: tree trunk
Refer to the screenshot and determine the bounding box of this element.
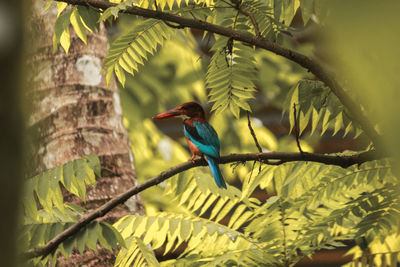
[27,1,144,265]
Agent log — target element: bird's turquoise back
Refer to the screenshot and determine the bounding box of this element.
[184,121,220,159]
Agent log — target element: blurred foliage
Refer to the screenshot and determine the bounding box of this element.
[26,0,400,266]
[326,1,400,163]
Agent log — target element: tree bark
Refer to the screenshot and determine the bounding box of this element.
[27,1,144,265]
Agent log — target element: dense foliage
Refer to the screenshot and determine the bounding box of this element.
[22,0,400,266]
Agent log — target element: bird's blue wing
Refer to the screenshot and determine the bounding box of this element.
[184,121,220,158]
[193,121,220,151]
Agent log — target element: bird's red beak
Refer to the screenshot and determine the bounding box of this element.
[152,108,182,119]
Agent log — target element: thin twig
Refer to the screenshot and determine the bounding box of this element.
[84,0,102,12]
[293,103,303,154]
[247,111,263,172]
[247,111,263,153]
[230,0,260,36]
[23,150,380,259]
[236,2,260,37]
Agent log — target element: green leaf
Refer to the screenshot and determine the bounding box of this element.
[23,180,38,220]
[77,6,100,32]
[207,40,256,117]
[62,160,74,190]
[65,203,86,213]
[135,236,160,266]
[70,7,87,44]
[67,158,87,201]
[56,2,68,17]
[53,9,72,53]
[61,236,75,258]
[74,159,86,183]
[52,185,65,213]
[115,64,126,86]
[102,222,126,248]
[75,228,87,254]
[86,222,99,252]
[30,225,46,247]
[36,173,49,204]
[229,102,240,119]
[99,223,115,251]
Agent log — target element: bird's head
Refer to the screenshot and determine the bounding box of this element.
[152,102,205,120]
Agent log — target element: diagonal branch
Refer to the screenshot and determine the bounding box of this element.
[24,150,380,259]
[56,0,381,148]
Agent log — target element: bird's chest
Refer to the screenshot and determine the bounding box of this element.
[186,138,203,156]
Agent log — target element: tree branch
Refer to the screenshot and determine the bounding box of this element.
[56,0,381,148]
[24,150,380,259]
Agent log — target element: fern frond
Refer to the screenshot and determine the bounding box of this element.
[173,242,276,266]
[115,236,160,267]
[24,155,100,221]
[299,159,394,207]
[354,186,400,239]
[298,184,400,259]
[104,3,212,86]
[114,212,275,266]
[207,37,257,118]
[114,212,255,264]
[22,221,124,266]
[104,19,173,86]
[164,169,255,230]
[241,0,286,41]
[283,79,363,137]
[99,0,214,17]
[242,157,397,265]
[21,155,103,266]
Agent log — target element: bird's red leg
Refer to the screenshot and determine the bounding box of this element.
[190,154,196,164]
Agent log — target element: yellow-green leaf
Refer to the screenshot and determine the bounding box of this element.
[70,8,87,44]
[57,2,68,17]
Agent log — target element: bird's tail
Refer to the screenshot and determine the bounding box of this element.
[205,155,227,189]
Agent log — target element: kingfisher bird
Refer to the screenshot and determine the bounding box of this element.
[153,102,227,189]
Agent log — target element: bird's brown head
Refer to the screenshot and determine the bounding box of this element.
[152,102,205,120]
